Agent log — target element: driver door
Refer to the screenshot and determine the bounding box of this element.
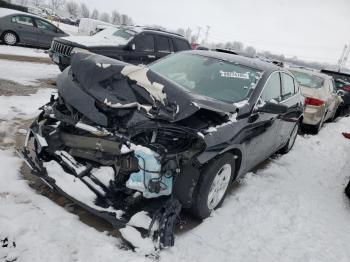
[244,72,283,168]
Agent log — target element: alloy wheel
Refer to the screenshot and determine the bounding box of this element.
[207,164,232,210]
[4,32,17,45]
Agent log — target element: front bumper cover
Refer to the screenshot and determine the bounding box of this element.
[17,126,182,248]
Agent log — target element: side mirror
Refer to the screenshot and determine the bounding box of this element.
[258,101,288,114]
[337,90,345,96]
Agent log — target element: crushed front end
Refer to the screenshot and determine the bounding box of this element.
[18,53,239,249]
[18,57,210,250]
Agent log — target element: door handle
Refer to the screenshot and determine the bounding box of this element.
[147,55,156,59]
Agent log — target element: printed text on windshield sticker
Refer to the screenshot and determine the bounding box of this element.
[219,71,250,79]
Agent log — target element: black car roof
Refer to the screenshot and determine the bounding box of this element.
[184,50,282,73]
[123,25,187,39]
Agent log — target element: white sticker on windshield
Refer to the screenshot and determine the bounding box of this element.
[219,70,250,79]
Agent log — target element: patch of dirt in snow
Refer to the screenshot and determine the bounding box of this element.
[0,79,55,96]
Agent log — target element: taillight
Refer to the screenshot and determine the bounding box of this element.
[342,86,350,91]
[304,97,325,106]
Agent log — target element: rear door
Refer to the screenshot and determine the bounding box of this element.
[10,15,37,45]
[172,38,191,52]
[154,34,173,60]
[325,79,339,119]
[278,72,302,147]
[130,33,156,65]
[33,18,59,47]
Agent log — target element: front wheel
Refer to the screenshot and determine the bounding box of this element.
[2,31,18,45]
[190,153,235,219]
[345,179,350,199]
[280,121,299,154]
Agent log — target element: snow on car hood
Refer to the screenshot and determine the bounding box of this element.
[57,53,237,126]
[59,35,128,48]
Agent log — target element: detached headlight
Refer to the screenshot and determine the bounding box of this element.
[71,47,91,54]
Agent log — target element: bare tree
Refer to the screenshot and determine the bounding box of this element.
[18,0,29,6]
[110,10,121,25]
[185,28,192,41]
[232,41,244,51]
[245,46,257,56]
[99,12,110,23]
[80,3,90,18]
[32,0,45,7]
[91,8,99,19]
[65,0,79,17]
[121,14,133,25]
[176,28,185,37]
[50,0,65,11]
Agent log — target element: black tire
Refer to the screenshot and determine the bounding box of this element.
[311,112,326,134]
[190,153,235,219]
[280,121,299,154]
[345,180,350,199]
[58,64,67,72]
[2,31,18,46]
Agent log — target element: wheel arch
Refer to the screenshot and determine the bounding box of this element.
[1,30,20,43]
[223,148,242,182]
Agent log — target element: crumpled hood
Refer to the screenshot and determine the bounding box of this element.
[57,53,237,126]
[58,35,128,48]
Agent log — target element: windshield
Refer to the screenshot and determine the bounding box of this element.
[148,53,263,103]
[290,70,324,89]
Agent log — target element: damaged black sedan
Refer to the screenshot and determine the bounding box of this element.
[19,50,303,248]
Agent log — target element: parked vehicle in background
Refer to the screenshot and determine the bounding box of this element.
[290,68,342,133]
[0,8,68,48]
[49,26,191,71]
[19,51,303,248]
[320,69,350,113]
[78,18,116,36]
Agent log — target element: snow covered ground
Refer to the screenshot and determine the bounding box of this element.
[0,45,49,58]
[0,59,59,86]
[0,60,350,261]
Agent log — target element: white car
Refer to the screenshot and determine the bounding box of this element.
[290,68,343,133]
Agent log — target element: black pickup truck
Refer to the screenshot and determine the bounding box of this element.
[49,26,191,71]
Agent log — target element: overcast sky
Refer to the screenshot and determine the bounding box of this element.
[80,0,350,66]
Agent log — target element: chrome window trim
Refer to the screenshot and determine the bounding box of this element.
[254,70,300,109]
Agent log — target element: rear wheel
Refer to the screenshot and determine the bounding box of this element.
[2,31,18,45]
[312,112,326,134]
[191,153,235,219]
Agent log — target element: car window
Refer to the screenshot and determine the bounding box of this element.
[290,70,324,89]
[135,34,154,52]
[11,16,34,27]
[261,72,281,102]
[155,35,171,53]
[329,80,337,93]
[35,19,56,31]
[173,38,190,51]
[148,52,263,103]
[281,73,295,100]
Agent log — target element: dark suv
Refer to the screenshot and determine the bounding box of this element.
[321,69,350,113]
[49,26,191,71]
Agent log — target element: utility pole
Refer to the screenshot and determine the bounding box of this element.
[338,44,350,72]
[196,26,201,43]
[204,25,210,45]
